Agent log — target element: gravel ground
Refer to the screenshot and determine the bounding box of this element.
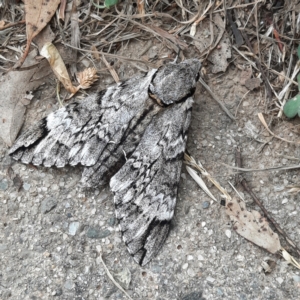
[1,48,300,300]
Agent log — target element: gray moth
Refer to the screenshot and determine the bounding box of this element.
[9,59,201,266]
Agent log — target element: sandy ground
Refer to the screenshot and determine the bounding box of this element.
[1,39,300,300]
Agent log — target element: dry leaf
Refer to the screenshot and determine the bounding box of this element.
[14,0,61,69]
[225,197,281,254]
[0,50,51,146]
[40,42,78,94]
[0,20,5,30]
[76,68,99,90]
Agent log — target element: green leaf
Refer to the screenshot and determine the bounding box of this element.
[93,0,118,9]
[283,94,300,118]
[297,44,300,60]
[297,73,300,92]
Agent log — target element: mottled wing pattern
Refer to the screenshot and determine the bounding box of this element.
[9,69,161,188]
[110,98,193,266]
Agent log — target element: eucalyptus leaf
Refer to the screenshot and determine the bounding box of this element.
[93,0,118,9]
[297,44,300,60]
[283,94,300,118]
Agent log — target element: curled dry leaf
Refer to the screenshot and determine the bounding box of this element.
[225,197,281,254]
[14,0,61,69]
[40,43,98,98]
[0,20,5,30]
[40,42,78,95]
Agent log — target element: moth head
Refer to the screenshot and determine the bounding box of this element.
[149,59,201,106]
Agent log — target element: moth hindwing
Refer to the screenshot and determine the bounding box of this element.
[9,59,201,266]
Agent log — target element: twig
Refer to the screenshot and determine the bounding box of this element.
[62,42,156,67]
[240,30,273,102]
[222,163,300,173]
[0,19,25,30]
[98,255,133,300]
[258,113,300,145]
[235,148,300,258]
[198,77,236,120]
[102,55,120,83]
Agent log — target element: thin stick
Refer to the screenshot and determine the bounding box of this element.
[199,77,236,120]
[235,148,300,258]
[62,42,156,68]
[258,113,300,145]
[98,255,133,300]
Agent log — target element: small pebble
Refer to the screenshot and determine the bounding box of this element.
[86,227,111,239]
[0,179,8,191]
[107,217,116,226]
[217,288,224,296]
[225,229,231,239]
[197,254,204,261]
[292,275,300,283]
[41,197,57,214]
[23,182,31,191]
[202,201,210,209]
[64,280,75,290]
[276,277,284,285]
[182,263,189,270]
[182,291,205,300]
[206,276,215,283]
[68,222,80,236]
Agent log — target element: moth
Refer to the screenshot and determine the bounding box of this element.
[9,59,201,266]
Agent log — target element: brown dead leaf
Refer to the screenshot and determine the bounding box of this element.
[0,50,52,146]
[0,20,5,30]
[40,42,78,95]
[13,0,61,69]
[225,197,281,254]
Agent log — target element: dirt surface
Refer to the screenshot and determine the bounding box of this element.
[1,23,300,300]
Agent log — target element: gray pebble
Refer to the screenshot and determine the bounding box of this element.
[23,182,31,191]
[151,264,162,273]
[202,201,210,209]
[292,275,300,283]
[54,287,63,297]
[107,217,116,226]
[86,227,111,239]
[64,280,75,290]
[41,197,57,214]
[217,288,224,296]
[182,291,205,300]
[68,222,80,236]
[0,179,9,191]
